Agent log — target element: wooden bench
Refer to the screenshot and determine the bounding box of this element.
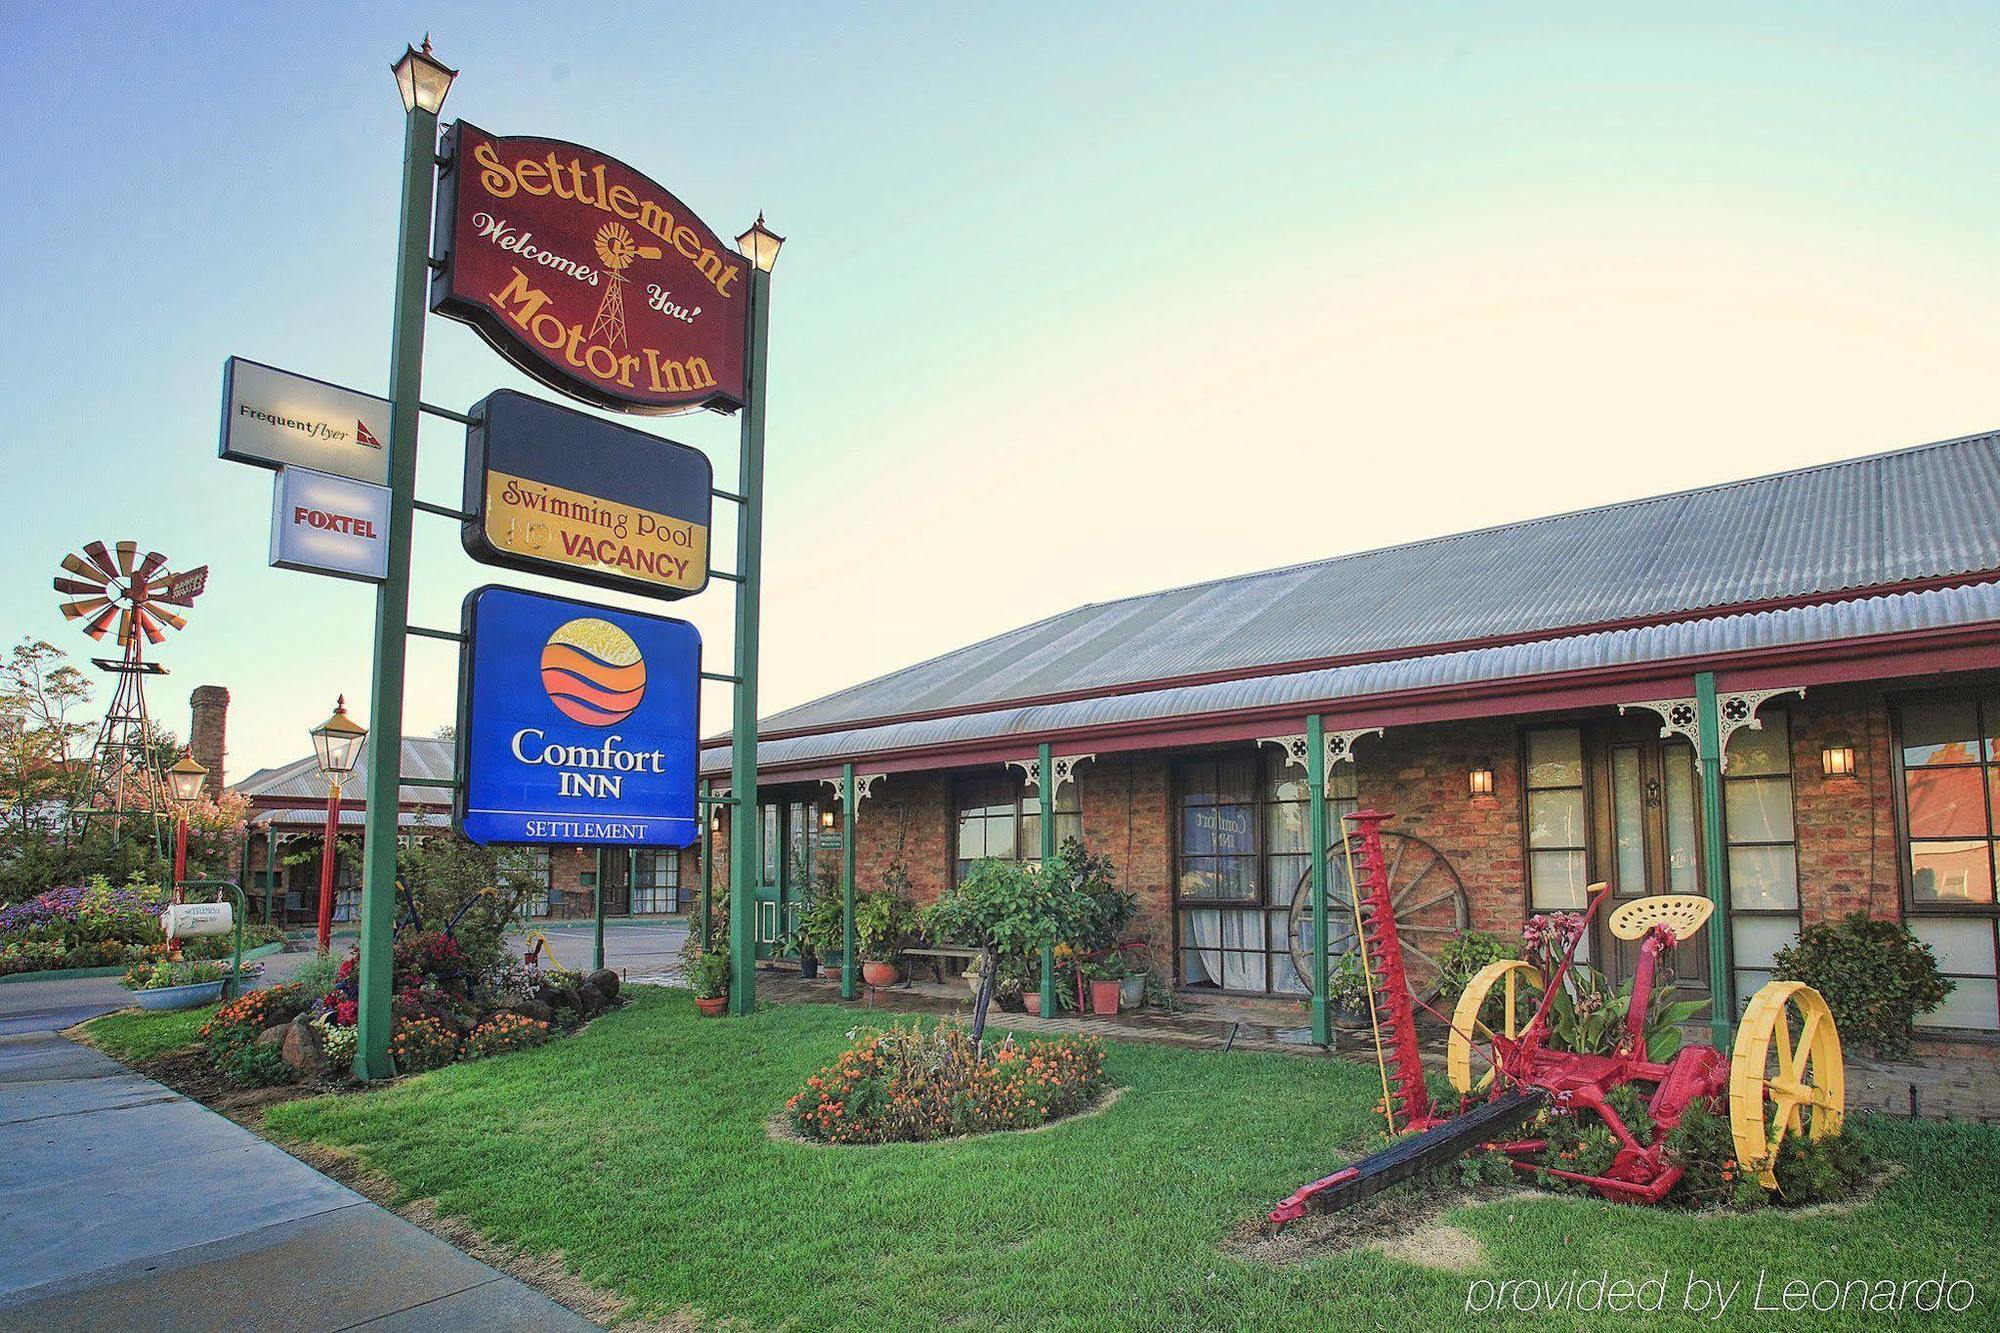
[902,945,981,982]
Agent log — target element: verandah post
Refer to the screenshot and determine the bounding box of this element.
[698,777,713,947]
[1694,671,1736,1049]
[1038,740,1056,1018]
[1307,713,1331,1047]
[841,760,858,1000]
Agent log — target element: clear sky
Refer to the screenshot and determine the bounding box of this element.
[4,2,2000,779]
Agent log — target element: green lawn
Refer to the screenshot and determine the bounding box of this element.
[238,989,2000,1330]
[79,1001,220,1062]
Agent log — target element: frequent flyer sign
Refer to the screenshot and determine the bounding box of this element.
[461,390,711,598]
[456,586,700,848]
[430,122,748,416]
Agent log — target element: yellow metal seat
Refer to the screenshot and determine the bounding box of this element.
[1606,894,1713,942]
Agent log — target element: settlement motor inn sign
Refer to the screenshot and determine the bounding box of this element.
[456,586,701,847]
[431,122,747,415]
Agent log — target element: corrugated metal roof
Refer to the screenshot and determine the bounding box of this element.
[704,580,2000,775]
[252,807,447,830]
[763,432,2000,736]
[232,737,456,807]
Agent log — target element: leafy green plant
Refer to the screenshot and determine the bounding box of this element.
[923,858,1095,1040]
[854,880,917,963]
[1772,911,1951,1056]
[791,891,845,962]
[687,949,730,1000]
[1326,951,1373,1015]
[119,958,228,991]
[389,1014,460,1073]
[217,1038,296,1088]
[1437,930,1521,1001]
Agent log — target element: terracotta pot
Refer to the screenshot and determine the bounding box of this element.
[1023,992,1042,1016]
[1090,979,1122,1017]
[862,960,900,988]
[694,996,727,1017]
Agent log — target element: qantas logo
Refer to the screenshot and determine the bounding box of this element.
[356,420,383,450]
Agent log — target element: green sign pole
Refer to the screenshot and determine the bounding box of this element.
[841,761,858,999]
[1038,740,1057,1018]
[1306,714,1331,1046]
[355,65,444,1081]
[726,255,773,1017]
[1694,671,1736,1049]
[593,849,606,971]
[698,778,713,947]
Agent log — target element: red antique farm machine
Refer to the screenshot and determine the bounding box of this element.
[1269,810,1846,1227]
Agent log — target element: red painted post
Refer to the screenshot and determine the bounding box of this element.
[173,816,189,900]
[316,780,343,953]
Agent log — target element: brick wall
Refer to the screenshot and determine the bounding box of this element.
[189,685,229,795]
[1077,754,1174,977]
[1355,720,1527,938]
[1787,688,1901,924]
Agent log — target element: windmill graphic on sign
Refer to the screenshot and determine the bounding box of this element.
[52,539,209,849]
[589,222,662,348]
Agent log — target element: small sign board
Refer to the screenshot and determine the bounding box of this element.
[456,585,700,848]
[220,356,391,485]
[162,902,233,940]
[462,390,711,598]
[816,831,844,851]
[270,467,391,582]
[430,122,748,416]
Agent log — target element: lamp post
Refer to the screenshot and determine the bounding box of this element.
[725,213,781,1016]
[167,752,207,899]
[358,36,456,1079]
[310,697,366,954]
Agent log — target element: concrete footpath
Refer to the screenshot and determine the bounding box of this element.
[0,977,599,1331]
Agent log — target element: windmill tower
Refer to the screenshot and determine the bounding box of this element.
[53,539,208,848]
[588,221,662,348]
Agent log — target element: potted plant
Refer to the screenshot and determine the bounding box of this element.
[1119,966,1146,1010]
[854,882,913,988]
[688,950,730,1016]
[1328,951,1374,1027]
[1084,959,1123,1016]
[121,958,229,1011]
[791,893,844,982]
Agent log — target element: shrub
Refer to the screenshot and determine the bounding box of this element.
[289,951,343,1000]
[464,1013,551,1059]
[687,948,730,1000]
[203,982,310,1038]
[316,1018,357,1072]
[854,879,918,963]
[217,1038,296,1089]
[786,1021,1107,1145]
[0,878,166,956]
[1438,930,1522,1001]
[120,959,227,991]
[390,1014,460,1073]
[1662,1102,1872,1209]
[1772,912,1952,1056]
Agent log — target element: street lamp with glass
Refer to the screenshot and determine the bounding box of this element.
[310,697,367,953]
[167,751,207,896]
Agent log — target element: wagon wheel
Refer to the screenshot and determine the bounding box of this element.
[1287,830,1470,1006]
[1447,959,1546,1093]
[1729,980,1846,1189]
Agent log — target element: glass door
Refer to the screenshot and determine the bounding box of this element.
[1593,726,1710,996]
[753,798,820,959]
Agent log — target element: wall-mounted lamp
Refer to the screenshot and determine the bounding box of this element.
[820,807,837,830]
[1821,745,1857,778]
[709,807,723,834]
[1469,765,1495,798]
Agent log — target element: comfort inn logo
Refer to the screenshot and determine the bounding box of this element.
[539,617,646,726]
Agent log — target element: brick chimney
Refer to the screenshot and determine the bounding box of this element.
[189,685,229,796]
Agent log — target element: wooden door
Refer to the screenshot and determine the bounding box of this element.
[1590,723,1711,996]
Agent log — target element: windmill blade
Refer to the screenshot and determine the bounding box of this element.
[136,550,168,582]
[83,605,118,640]
[147,605,186,633]
[115,541,138,576]
[62,552,112,585]
[115,609,134,647]
[54,576,104,596]
[61,596,111,621]
[83,541,117,581]
[132,607,166,645]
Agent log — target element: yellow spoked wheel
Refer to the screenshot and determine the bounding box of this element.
[1729,981,1846,1188]
[1447,960,1546,1093]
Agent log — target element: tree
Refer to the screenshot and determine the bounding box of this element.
[922,857,1093,1048]
[0,639,92,846]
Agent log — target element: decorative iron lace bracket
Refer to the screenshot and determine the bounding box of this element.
[819,773,886,808]
[1620,688,1804,772]
[1005,753,1094,796]
[1258,727,1383,792]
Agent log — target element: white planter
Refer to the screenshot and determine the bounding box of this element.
[131,979,226,1011]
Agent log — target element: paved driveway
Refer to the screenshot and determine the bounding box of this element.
[0,957,600,1330]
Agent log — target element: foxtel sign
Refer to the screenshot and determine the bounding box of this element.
[430,122,748,416]
[455,586,700,848]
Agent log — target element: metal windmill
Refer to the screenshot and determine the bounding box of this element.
[587,221,662,348]
[53,540,209,847]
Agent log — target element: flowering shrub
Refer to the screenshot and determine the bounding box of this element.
[202,983,310,1041]
[315,1017,357,1071]
[464,1013,551,1060]
[787,1021,1108,1145]
[0,878,167,972]
[390,1015,460,1073]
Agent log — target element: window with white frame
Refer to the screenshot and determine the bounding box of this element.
[499,847,553,917]
[1896,694,2000,1032]
[630,850,680,914]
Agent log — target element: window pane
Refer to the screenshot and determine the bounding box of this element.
[957,815,986,862]
[1182,807,1217,856]
[1217,757,1257,804]
[1179,761,1218,806]
[986,814,1017,862]
[1728,845,1798,909]
[1265,798,1309,855]
[1725,776,1796,842]
[1531,849,1587,908]
[1179,859,1222,900]
[1910,840,1996,905]
[1611,748,1644,891]
[1907,918,1998,975]
[1266,854,1309,906]
[1212,804,1254,857]
[1212,856,1256,901]
[1732,915,1799,969]
[1727,715,1790,777]
[1528,789,1585,849]
[1905,766,1990,839]
[1916,977,1998,1031]
[1272,952,1307,996]
[1263,749,1309,805]
[1328,765,1359,801]
[1527,728,1583,788]
[1664,746,1699,892]
[1902,698,1981,767]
